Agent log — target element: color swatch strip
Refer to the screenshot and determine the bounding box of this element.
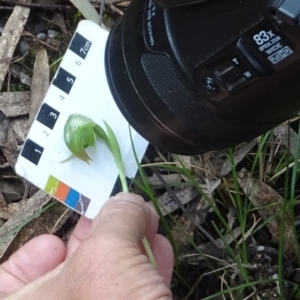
[45,175,90,215]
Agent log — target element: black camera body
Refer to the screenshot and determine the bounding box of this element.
[105,0,300,154]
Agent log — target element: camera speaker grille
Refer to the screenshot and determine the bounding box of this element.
[141,53,246,140]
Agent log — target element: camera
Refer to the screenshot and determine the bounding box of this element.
[105,0,300,154]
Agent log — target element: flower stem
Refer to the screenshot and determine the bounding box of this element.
[94,123,157,269]
[142,237,158,270]
[118,167,129,193]
[118,168,157,269]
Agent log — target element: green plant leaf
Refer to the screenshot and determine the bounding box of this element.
[69,0,100,24]
[93,124,110,149]
[94,122,128,191]
[104,121,128,192]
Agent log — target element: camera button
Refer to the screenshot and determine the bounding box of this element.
[202,77,219,95]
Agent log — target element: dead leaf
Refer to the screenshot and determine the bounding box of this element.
[153,179,220,216]
[171,154,192,171]
[227,206,237,230]
[238,168,296,258]
[171,214,194,253]
[10,64,32,87]
[274,124,298,158]
[0,202,20,219]
[0,190,7,208]
[0,91,31,117]
[52,11,69,35]
[0,189,51,259]
[183,227,243,263]
[0,39,7,59]
[0,116,30,168]
[220,139,257,177]
[194,196,212,225]
[171,154,194,182]
[1,126,19,168]
[154,186,198,216]
[0,1,31,90]
[0,180,23,202]
[171,195,217,253]
[0,111,10,144]
[203,178,221,199]
[199,152,217,180]
[29,48,49,123]
[11,117,30,143]
[147,173,182,186]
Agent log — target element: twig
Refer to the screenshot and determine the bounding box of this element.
[2,175,18,179]
[0,144,20,151]
[0,163,10,169]
[0,0,73,9]
[268,158,300,181]
[107,3,124,15]
[50,208,71,234]
[38,16,71,36]
[11,51,29,64]
[22,31,58,51]
[0,55,26,64]
[265,135,276,180]
[0,5,13,9]
[0,0,103,10]
[22,181,30,200]
[7,68,11,92]
[0,57,12,64]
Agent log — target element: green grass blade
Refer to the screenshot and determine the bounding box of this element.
[289,121,300,263]
[250,131,270,175]
[227,148,248,263]
[201,279,275,300]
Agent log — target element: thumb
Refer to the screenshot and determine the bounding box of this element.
[89,192,158,245]
[52,193,173,300]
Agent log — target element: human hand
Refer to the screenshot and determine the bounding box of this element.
[0,193,173,299]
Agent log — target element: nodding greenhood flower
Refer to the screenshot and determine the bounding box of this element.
[63,113,127,191]
[64,114,97,164]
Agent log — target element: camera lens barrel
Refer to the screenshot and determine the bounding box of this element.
[105,0,300,154]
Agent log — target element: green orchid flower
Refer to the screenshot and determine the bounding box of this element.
[64,114,96,164]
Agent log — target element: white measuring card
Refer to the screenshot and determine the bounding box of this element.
[15,20,148,219]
